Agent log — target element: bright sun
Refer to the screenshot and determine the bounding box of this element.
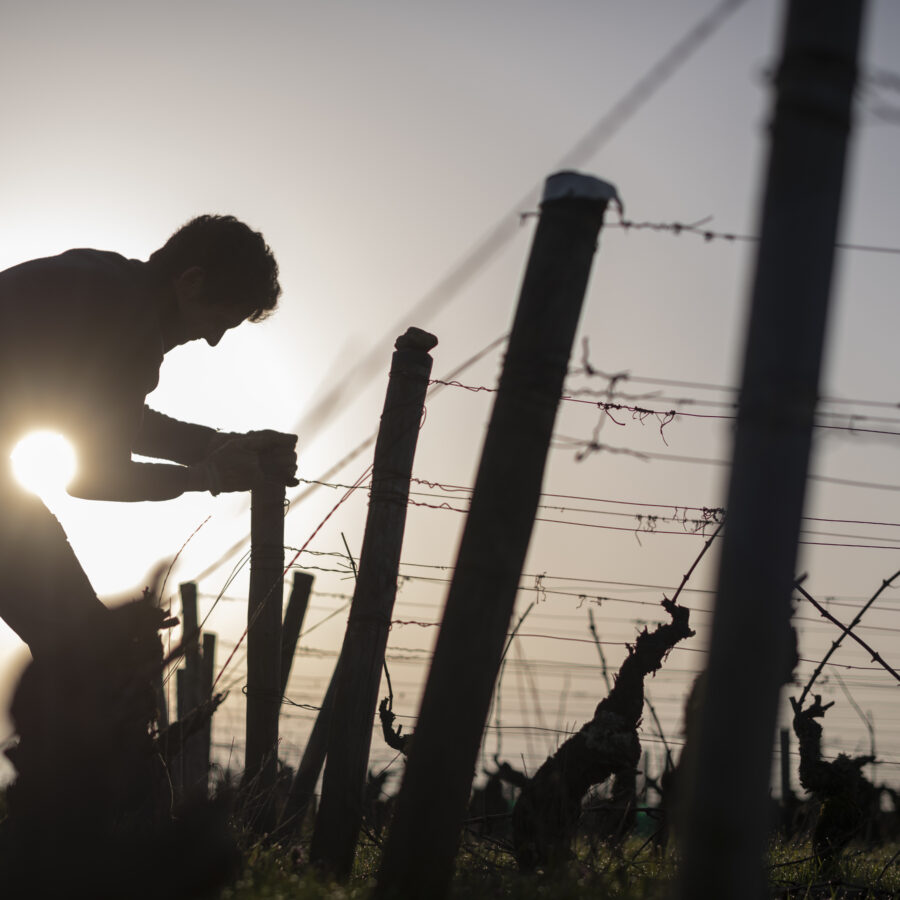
[10,431,77,497]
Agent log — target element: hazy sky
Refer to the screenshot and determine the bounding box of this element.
[2,1,899,788]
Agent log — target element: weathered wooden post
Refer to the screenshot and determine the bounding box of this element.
[180,581,201,670]
[178,582,207,798]
[173,668,186,799]
[201,631,217,793]
[676,3,865,898]
[244,481,285,831]
[280,571,314,697]
[310,327,437,876]
[271,571,315,836]
[154,671,169,730]
[376,172,617,899]
[280,659,340,835]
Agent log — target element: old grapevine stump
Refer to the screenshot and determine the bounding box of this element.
[512,598,694,869]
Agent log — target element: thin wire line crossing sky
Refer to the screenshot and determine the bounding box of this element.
[187,0,750,586]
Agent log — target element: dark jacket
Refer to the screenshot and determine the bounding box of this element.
[0,249,214,498]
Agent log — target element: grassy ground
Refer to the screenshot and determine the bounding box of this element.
[220,834,674,900]
[3,786,899,898]
[219,835,900,899]
[766,841,900,899]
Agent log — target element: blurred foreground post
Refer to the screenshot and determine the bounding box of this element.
[376,172,617,899]
[311,327,437,876]
[676,3,865,898]
[244,481,285,832]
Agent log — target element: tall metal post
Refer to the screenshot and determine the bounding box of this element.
[244,481,285,831]
[676,3,865,897]
[310,327,437,876]
[376,172,618,899]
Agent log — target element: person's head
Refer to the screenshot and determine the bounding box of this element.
[148,215,281,330]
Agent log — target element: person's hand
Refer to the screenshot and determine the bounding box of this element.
[237,430,298,487]
[202,429,298,491]
[192,438,265,495]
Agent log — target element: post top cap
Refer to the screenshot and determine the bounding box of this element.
[395,327,438,352]
[542,171,620,206]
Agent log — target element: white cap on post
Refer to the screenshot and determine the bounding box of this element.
[542,171,621,210]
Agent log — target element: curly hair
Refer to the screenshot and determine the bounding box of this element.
[147,215,281,321]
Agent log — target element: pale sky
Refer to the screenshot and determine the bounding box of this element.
[2,0,900,791]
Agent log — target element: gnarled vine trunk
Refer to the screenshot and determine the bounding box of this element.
[512,598,694,869]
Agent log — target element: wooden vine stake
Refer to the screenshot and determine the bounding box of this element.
[376,171,618,900]
[177,581,206,800]
[280,571,314,698]
[279,656,340,836]
[310,327,437,876]
[243,481,285,833]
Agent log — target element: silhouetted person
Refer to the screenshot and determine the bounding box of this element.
[0,215,298,658]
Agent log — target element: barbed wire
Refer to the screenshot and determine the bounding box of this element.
[382,621,894,679]
[571,343,900,414]
[205,560,900,624]
[212,722,900,770]
[264,0,753,510]
[602,211,900,256]
[858,66,900,125]
[285,549,900,614]
[391,591,900,636]
[566,388,900,429]
[251,633,893,680]
[201,571,900,613]
[211,465,372,691]
[299,475,900,540]
[431,374,900,439]
[290,492,900,547]
[555,436,900,500]
[214,593,900,646]
[518,206,900,256]
[194,336,900,770]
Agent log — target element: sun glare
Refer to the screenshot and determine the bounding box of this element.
[10,431,77,497]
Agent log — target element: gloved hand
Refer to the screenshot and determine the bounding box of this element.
[198,429,298,494]
[236,430,299,487]
[191,438,264,495]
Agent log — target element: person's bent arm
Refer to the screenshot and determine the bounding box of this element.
[67,432,284,502]
[68,411,297,501]
[134,406,220,465]
[67,459,211,502]
[135,409,298,484]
